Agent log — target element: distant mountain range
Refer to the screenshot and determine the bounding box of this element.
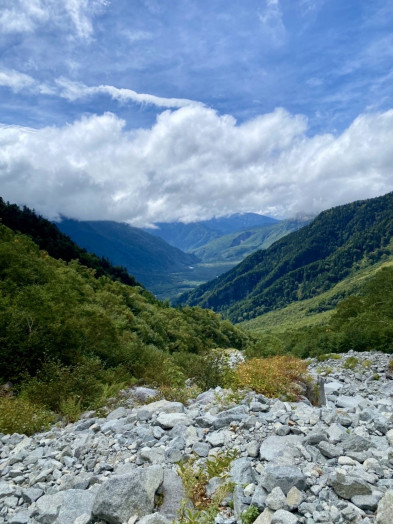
[144,213,279,252]
[192,217,311,263]
[57,214,305,299]
[175,192,393,323]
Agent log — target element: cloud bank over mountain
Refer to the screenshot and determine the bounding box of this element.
[1,105,392,226]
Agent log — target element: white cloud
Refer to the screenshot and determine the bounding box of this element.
[0,69,36,91]
[0,68,55,95]
[55,78,202,109]
[0,70,201,110]
[0,107,393,226]
[0,0,107,39]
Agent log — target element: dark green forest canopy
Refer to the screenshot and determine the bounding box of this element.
[266,265,393,358]
[0,197,139,287]
[176,192,393,322]
[0,224,248,383]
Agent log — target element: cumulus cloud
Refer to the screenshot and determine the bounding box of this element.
[0,106,393,226]
[0,0,107,39]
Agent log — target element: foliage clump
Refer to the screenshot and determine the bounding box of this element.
[241,505,260,524]
[177,450,237,523]
[0,396,54,436]
[232,355,308,400]
[344,356,359,370]
[0,223,249,434]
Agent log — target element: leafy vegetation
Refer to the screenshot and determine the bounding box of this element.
[241,505,260,524]
[176,192,393,322]
[0,396,54,436]
[244,265,393,359]
[0,197,139,287]
[232,356,308,400]
[177,450,237,523]
[0,223,249,432]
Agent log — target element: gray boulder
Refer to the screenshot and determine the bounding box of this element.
[265,486,286,510]
[157,468,186,520]
[230,457,257,485]
[259,435,303,462]
[32,491,65,524]
[92,466,164,523]
[271,509,299,523]
[56,489,96,524]
[142,400,185,414]
[260,465,306,495]
[342,434,373,452]
[138,514,172,524]
[376,490,393,524]
[328,471,372,500]
[156,413,192,429]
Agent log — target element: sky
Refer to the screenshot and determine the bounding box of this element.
[0,0,393,225]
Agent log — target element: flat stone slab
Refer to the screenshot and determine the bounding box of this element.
[324,381,344,395]
[260,435,303,462]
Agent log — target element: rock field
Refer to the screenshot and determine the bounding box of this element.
[1,350,393,523]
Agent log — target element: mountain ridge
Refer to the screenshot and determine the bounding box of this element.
[144,213,279,252]
[175,192,393,322]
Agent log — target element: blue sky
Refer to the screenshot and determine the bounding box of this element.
[1,0,393,224]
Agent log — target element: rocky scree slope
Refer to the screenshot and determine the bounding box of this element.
[1,352,393,524]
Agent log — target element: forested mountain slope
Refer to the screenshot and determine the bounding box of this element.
[0,222,247,385]
[176,192,393,323]
[145,213,278,252]
[57,219,198,276]
[0,198,138,287]
[192,217,310,263]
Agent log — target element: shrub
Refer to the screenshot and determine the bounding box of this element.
[232,356,308,400]
[344,356,359,370]
[177,450,237,523]
[20,359,132,420]
[0,396,54,435]
[241,505,260,524]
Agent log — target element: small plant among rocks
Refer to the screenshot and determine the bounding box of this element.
[241,504,260,524]
[177,450,238,523]
[158,384,202,405]
[214,389,248,410]
[344,356,359,370]
[316,353,342,362]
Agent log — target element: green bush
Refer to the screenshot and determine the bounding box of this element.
[20,358,132,420]
[344,356,359,370]
[0,396,54,435]
[241,505,260,524]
